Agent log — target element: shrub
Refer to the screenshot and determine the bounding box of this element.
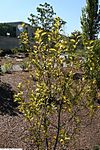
[1,62,12,74]
[20,61,31,71]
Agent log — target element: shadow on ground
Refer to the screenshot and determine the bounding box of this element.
[0,82,19,115]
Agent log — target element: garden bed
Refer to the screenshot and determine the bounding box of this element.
[0,56,100,150]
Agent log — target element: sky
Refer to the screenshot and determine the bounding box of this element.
[0,0,86,35]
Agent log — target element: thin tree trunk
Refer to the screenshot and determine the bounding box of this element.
[53,102,62,150]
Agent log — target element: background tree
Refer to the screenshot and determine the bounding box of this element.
[18,2,66,54]
[80,0,100,40]
[28,2,66,31]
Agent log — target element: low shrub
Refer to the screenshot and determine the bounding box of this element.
[1,62,12,74]
[20,61,31,71]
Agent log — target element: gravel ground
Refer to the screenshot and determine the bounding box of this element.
[0,70,100,150]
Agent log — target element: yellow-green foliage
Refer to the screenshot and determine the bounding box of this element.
[15,17,99,150]
[19,24,30,53]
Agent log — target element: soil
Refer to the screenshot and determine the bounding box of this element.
[0,57,100,150]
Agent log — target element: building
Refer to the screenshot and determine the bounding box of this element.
[0,21,33,50]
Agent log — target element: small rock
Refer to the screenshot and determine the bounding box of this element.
[12,65,23,72]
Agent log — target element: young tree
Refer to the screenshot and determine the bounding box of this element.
[28,2,66,31]
[15,17,98,150]
[80,0,100,40]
